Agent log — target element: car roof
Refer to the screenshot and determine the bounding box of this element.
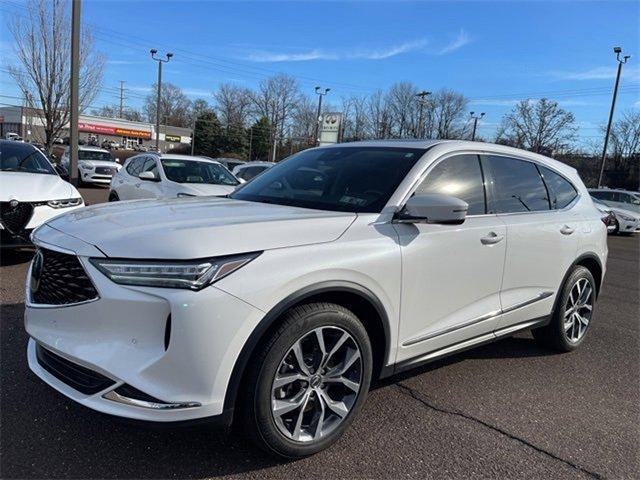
[589,188,639,194]
[155,154,222,164]
[69,145,110,153]
[0,139,35,149]
[237,161,273,167]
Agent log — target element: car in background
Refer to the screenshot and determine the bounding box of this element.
[0,140,83,248]
[101,140,121,150]
[5,132,23,141]
[210,157,246,172]
[60,146,122,186]
[589,188,640,214]
[591,197,617,234]
[591,196,640,235]
[232,160,273,182]
[109,154,240,201]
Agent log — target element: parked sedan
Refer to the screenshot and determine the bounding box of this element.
[109,154,240,201]
[232,161,274,182]
[589,188,640,214]
[0,140,83,248]
[60,146,121,186]
[591,196,639,234]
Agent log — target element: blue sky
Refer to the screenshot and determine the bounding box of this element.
[1,0,639,145]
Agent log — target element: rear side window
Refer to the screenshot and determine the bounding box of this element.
[483,156,550,213]
[539,166,577,209]
[416,154,486,215]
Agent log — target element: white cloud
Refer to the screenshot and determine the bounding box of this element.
[245,38,428,62]
[552,66,640,81]
[469,99,519,107]
[106,60,141,66]
[183,88,211,97]
[439,29,471,55]
[635,100,640,108]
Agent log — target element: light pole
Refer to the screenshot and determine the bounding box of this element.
[150,49,173,151]
[598,46,631,188]
[314,86,330,146]
[415,91,431,139]
[69,0,81,186]
[470,112,485,141]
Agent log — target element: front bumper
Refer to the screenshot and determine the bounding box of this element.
[25,235,265,423]
[1,204,83,248]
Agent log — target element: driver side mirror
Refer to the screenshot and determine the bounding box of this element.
[138,171,159,182]
[395,193,468,225]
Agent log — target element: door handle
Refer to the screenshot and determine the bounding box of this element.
[480,232,504,245]
[135,183,141,188]
[560,225,574,235]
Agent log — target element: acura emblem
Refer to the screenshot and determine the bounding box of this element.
[9,199,19,208]
[30,249,44,294]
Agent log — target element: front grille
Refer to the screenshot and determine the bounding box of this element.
[0,201,34,233]
[31,248,99,305]
[94,166,116,175]
[35,343,115,395]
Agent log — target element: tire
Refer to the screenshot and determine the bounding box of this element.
[241,302,372,458]
[108,192,119,202]
[611,218,620,235]
[532,266,596,352]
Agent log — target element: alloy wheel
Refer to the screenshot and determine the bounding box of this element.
[271,326,362,443]
[564,278,594,342]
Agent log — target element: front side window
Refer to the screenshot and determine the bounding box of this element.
[141,158,158,176]
[0,143,55,175]
[416,154,486,215]
[230,146,426,213]
[483,155,550,213]
[539,166,578,209]
[126,157,144,176]
[161,159,239,186]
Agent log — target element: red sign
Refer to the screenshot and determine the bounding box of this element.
[78,122,151,139]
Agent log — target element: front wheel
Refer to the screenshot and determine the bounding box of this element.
[242,303,372,458]
[532,266,596,352]
[108,191,119,202]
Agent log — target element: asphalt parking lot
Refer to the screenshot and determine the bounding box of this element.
[1,186,638,479]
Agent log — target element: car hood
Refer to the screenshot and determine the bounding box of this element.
[46,197,356,259]
[79,160,120,169]
[0,171,77,201]
[177,183,237,196]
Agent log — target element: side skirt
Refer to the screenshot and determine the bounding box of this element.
[380,316,550,378]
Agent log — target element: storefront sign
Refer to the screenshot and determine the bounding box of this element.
[78,122,151,139]
[165,134,181,143]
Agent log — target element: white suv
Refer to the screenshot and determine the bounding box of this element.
[60,146,121,185]
[25,140,607,457]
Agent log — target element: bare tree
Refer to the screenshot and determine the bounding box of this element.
[496,98,577,154]
[604,110,640,171]
[143,82,192,127]
[214,83,253,127]
[340,95,369,141]
[91,105,143,122]
[8,0,105,152]
[385,82,420,138]
[431,89,469,139]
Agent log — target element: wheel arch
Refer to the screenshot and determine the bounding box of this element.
[573,253,603,297]
[223,281,392,413]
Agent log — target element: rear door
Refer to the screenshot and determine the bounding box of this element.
[394,153,507,363]
[482,155,581,330]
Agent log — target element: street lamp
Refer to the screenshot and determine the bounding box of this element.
[598,46,631,188]
[314,86,330,146]
[415,91,431,139]
[469,112,485,141]
[150,49,173,151]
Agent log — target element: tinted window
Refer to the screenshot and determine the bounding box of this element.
[483,156,550,213]
[126,157,144,176]
[231,147,426,213]
[0,142,55,175]
[141,158,158,176]
[416,154,485,215]
[539,166,577,209]
[161,159,239,185]
[238,166,269,181]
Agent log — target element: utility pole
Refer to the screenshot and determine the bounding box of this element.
[248,126,253,160]
[415,91,431,139]
[469,112,485,141]
[314,86,330,146]
[271,127,278,162]
[190,117,196,155]
[119,80,125,118]
[69,0,81,186]
[598,46,631,188]
[150,49,173,151]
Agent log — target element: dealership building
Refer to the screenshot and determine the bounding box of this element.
[0,106,192,152]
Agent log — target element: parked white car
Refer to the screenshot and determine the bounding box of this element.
[232,160,273,182]
[25,140,607,458]
[591,197,617,233]
[0,140,83,248]
[108,154,240,201]
[589,188,640,214]
[60,146,121,186]
[590,195,639,234]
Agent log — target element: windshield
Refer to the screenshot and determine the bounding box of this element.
[230,146,426,213]
[161,159,239,185]
[79,150,115,162]
[0,142,56,175]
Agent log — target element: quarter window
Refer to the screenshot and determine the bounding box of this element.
[483,156,550,213]
[539,166,577,209]
[416,154,486,215]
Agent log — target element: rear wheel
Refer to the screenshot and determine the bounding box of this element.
[241,303,372,458]
[532,266,596,352]
[108,191,119,202]
[611,217,620,235]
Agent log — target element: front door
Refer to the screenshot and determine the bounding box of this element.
[394,154,507,364]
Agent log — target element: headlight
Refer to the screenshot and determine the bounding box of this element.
[79,163,92,170]
[618,214,636,222]
[89,252,261,290]
[47,198,83,209]
[177,192,196,198]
